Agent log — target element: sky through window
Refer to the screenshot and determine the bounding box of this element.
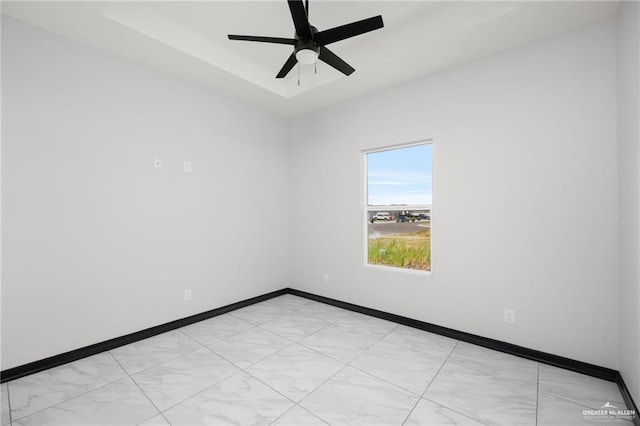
[367,144,432,207]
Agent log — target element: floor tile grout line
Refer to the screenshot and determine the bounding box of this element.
[176,327,219,348]
[294,339,365,365]
[421,341,540,426]
[435,353,540,394]
[244,341,345,372]
[108,352,170,426]
[400,340,459,426]
[6,382,12,426]
[292,303,353,317]
[537,391,636,424]
[109,329,206,376]
[287,320,399,415]
[6,352,135,423]
[423,359,540,424]
[340,325,419,390]
[114,326,284,422]
[289,404,330,425]
[346,363,424,398]
[442,358,539,390]
[290,315,389,362]
[8,373,132,423]
[240,372,300,407]
[228,305,288,324]
[253,324,310,345]
[152,369,247,417]
[184,311,258,325]
[195,343,310,416]
[178,319,258,346]
[235,337,348,408]
[113,341,206,378]
[140,325,310,420]
[125,360,247,421]
[288,322,410,424]
[233,298,346,330]
[268,401,300,425]
[213,336,323,410]
[206,333,296,370]
[538,389,620,411]
[300,295,614,407]
[303,321,401,391]
[296,363,352,411]
[257,310,336,341]
[444,346,540,390]
[345,325,399,365]
[299,319,382,343]
[148,322,303,415]
[350,335,455,368]
[328,319,399,368]
[231,298,311,320]
[422,396,491,426]
[421,341,495,425]
[242,299,348,350]
[420,340,459,397]
[257,324,332,343]
[535,362,540,426]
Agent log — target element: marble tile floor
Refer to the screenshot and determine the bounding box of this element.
[1,295,633,425]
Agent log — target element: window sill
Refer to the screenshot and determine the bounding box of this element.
[363,263,433,277]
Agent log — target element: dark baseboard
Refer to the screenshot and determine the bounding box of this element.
[287,287,638,422]
[286,288,618,381]
[616,372,640,426]
[2,285,638,425]
[0,288,287,383]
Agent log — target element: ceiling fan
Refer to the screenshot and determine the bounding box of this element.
[228,0,384,78]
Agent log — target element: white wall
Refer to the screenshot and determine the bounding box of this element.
[1,16,289,370]
[617,1,640,403]
[289,18,620,368]
[1,10,630,378]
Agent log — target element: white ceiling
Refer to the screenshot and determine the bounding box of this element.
[2,1,619,117]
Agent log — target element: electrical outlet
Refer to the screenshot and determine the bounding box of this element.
[323,274,329,285]
[154,157,162,168]
[184,289,192,301]
[184,161,192,173]
[504,308,516,325]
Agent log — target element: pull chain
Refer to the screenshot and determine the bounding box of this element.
[297,63,300,87]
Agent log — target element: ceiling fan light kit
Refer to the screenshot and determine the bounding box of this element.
[295,49,317,65]
[228,0,383,79]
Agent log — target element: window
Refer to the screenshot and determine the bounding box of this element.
[365,142,433,272]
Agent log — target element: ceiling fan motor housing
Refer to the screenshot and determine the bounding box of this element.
[294,25,319,57]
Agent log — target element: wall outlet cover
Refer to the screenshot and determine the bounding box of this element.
[504,308,516,325]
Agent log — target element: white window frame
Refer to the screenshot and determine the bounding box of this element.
[362,139,433,275]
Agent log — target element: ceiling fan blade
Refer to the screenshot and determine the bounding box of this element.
[276,52,298,78]
[318,46,355,76]
[228,35,297,45]
[288,0,312,39]
[315,15,383,45]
